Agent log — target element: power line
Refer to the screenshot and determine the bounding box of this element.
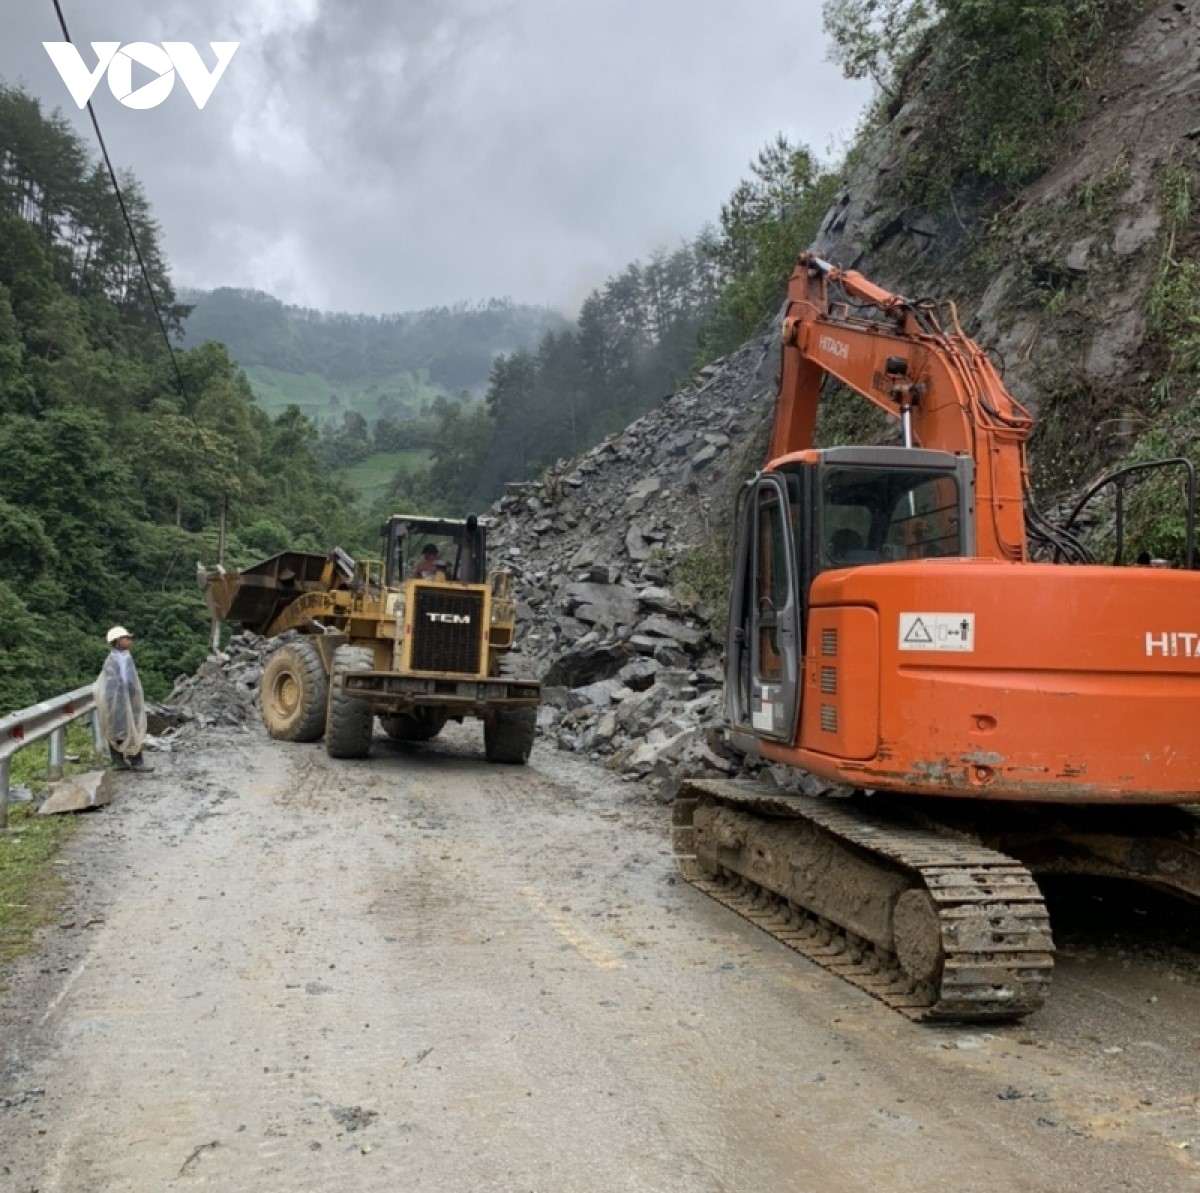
[50,0,189,399]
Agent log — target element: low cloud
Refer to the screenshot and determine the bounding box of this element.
[1,0,869,313]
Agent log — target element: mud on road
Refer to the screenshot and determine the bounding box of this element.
[1,725,1198,1192]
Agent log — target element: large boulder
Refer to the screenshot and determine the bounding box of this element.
[38,770,113,815]
[625,524,653,563]
[636,614,707,651]
[561,582,639,629]
[543,640,630,688]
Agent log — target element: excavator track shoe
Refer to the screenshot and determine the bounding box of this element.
[673,779,1054,1022]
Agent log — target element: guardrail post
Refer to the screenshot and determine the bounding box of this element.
[0,756,9,832]
[48,726,66,782]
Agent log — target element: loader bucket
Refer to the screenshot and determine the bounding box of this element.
[199,551,332,634]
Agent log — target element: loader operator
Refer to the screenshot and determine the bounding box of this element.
[411,543,444,579]
[95,626,153,772]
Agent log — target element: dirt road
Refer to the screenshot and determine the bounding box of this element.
[2,726,1198,1192]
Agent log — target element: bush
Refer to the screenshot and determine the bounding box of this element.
[673,538,732,638]
[240,517,292,556]
[1108,160,1200,564]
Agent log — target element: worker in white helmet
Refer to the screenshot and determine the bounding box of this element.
[95,626,152,772]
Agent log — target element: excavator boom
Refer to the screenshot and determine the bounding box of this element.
[771,256,1033,561]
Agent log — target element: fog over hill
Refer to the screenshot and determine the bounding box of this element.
[179,287,568,427]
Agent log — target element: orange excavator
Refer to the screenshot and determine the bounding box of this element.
[673,252,1200,1021]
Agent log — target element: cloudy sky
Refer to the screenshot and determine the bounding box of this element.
[1,0,870,314]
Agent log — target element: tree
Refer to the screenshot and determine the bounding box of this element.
[427,395,493,511]
[698,135,840,350]
[485,350,540,483]
[821,0,935,94]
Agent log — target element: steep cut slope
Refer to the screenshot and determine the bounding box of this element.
[815,1,1199,492]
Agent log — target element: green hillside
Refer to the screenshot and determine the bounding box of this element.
[337,450,432,504]
[243,364,442,426]
[179,287,569,427]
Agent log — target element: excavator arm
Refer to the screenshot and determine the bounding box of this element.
[770,254,1034,561]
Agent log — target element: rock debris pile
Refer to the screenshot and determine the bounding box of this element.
[167,632,286,728]
[486,335,778,790]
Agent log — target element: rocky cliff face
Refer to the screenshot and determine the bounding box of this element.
[814,0,1198,485]
[491,0,1198,787]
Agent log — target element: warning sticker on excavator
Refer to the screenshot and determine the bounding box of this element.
[899,613,975,652]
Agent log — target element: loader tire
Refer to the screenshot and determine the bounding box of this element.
[381,710,448,742]
[484,706,536,765]
[325,645,375,759]
[261,640,328,742]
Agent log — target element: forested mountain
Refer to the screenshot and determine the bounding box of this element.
[181,288,566,393]
[0,83,359,707]
[178,287,567,458]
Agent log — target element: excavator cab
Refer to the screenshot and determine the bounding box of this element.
[820,454,971,567]
[726,446,974,744]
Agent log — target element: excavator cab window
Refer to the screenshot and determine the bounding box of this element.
[821,467,963,569]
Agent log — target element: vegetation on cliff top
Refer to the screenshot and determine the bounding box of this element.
[825,0,1141,197]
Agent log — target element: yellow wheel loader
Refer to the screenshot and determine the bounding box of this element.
[199,515,540,763]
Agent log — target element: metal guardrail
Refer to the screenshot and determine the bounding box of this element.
[0,685,102,830]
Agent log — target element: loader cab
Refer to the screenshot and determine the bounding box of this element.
[726,447,975,743]
[383,515,488,587]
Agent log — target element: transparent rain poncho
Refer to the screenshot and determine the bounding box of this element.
[95,649,147,758]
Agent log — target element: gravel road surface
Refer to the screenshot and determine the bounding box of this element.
[1,726,1197,1191]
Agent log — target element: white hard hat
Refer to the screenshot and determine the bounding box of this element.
[106,626,132,644]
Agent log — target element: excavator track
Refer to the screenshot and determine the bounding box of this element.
[673,779,1054,1022]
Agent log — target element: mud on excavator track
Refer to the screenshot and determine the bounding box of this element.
[672,779,1055,1021]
